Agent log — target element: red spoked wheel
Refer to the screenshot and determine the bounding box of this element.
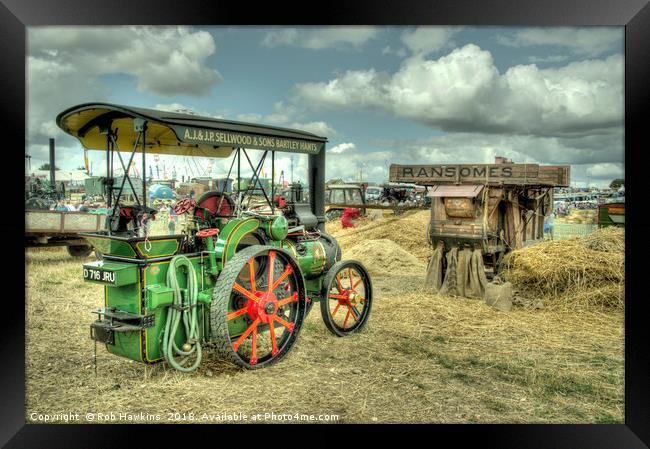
[194,191,235,221]
[320,260,373,337]
[173,198,196,215]
[211,245,306,369]
[196,228,220,238]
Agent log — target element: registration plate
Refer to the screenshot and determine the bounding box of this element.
[83,266,117,284]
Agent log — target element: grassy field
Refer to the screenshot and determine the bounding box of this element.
[25,213,624,424]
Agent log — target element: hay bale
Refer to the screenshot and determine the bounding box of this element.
[345,239,426,277]
[581,227,625,253]
[502,233,624,310]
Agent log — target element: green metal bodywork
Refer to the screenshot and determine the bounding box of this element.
[84,214,329,364]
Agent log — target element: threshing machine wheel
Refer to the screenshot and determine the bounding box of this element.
[320,260,373,337]
[211,245,307,369]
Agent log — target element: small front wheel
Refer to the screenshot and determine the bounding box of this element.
[320,260,372,337]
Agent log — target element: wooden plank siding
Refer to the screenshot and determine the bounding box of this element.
[390,164,570,187]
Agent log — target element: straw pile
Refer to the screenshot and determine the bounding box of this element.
[328,210,431,262]
[581,226,625,253]
[345,239,426,277]
[502,228,624,309]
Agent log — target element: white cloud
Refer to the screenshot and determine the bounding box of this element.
[237,102,338,137]
[400,26,463,56]
[291,44,623,138]
[329,143,356,154]
[154,103,224,118]
[29,26,221,96]
[585,162,624,179]
[527,54,570,64]
[26,26,223,168]
[261,27,379,50]
[496,27,623,57]
[288,121,336,137]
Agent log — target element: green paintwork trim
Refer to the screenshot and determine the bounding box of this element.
[100,255,217,364]
[144,284,175,309]
[214,218,260,267]
[104,267,143,362]
[268,216,289,240]
[135,238,180,258]
[83,235,137,258]
[142,256,215,362]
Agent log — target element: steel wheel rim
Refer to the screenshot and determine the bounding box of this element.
[226,249,302,367]
[326,265,370,333]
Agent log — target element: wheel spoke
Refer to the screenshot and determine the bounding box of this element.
[248,258,256,293]
[269,320,279,356]
[270,265,293,291]
[331,302,341,317]
[335,274,344,292]
[349,304,360,321]
[343,308,352,328]
[250,326,258,365]
[233,318,260,351]
[233,282,258,303]
[267,251,276,293]
[352,277,363,290]
[273,315,295,332]
[227,307,248,321]
[348,268,354,289]
[328,293,348,300]
[277,292,298,307]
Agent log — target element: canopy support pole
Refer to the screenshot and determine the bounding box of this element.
[271,150,275,213]
[105,133,112,208]
[309,147,326,232]
[141,123,147,208]
[241,149,272,210]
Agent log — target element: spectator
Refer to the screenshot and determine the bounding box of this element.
[54,201,68,212]
[167,204,177,234]
[544,211,556,240]
[78,200,90,213]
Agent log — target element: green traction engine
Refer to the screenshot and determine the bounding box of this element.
[57,103,373,370]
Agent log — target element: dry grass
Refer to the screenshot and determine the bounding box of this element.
[26,243,624,424]
[502,229,625,310]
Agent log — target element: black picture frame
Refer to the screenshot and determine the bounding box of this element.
[5,0,648,446]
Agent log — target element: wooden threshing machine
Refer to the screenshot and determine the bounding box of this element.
[390,159,570,296]
[56,103,373,371]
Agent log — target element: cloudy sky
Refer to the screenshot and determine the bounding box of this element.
[26,26,624,187]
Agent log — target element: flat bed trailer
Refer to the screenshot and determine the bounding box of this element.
[25,209,104,257]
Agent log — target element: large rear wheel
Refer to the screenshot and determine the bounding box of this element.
[320,260,372,337]
[211,245,307,369]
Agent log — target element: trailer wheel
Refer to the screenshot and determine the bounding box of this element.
[211,245,307,369]
[320,260,373,337]
[67,245,93,258]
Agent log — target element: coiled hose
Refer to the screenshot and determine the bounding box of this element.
[162,255,202,372]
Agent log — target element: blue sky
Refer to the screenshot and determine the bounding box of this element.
[27,26,624,187]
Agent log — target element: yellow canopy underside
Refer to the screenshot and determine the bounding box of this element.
[69,116,235,158]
